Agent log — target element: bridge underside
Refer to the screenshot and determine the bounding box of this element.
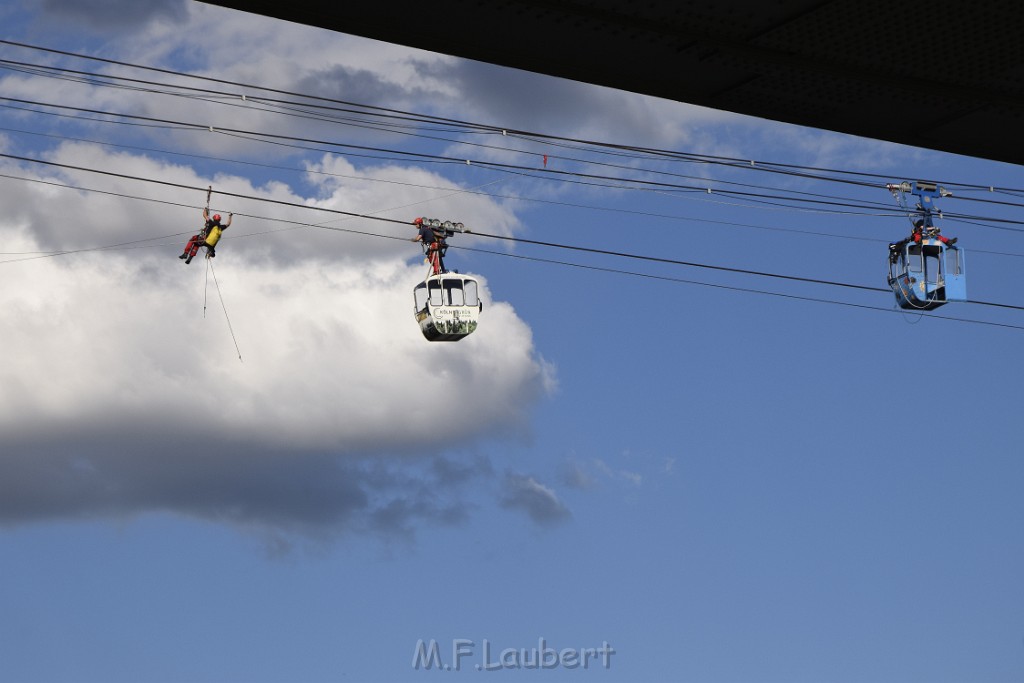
[202,1,1024,165]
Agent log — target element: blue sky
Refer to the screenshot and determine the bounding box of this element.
[1,2,1022,682]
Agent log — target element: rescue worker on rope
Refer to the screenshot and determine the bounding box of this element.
[411,216,447,274]
[180,208,232,264]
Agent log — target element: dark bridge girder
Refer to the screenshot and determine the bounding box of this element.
[201,0,1024,166]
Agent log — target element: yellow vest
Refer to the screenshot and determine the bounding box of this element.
[204,224,224,247]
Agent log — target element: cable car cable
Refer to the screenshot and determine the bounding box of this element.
[3,161,1024,318]
[451,244,1024,332]
[0,59,915,211]
[0,57,1003,206]
[8,149,993,272]
[0,123,902,236]
[19,120,1021,249]
[6,38,1024,200]
[0,105,922,218]
[2,94,878,212]
[457,230,1024,313]
[7,89,1022,221]
[0,62,926,215]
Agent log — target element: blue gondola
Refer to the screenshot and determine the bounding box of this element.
[886,180,966,310]
[888,237,966,310]
[413,273,483,341]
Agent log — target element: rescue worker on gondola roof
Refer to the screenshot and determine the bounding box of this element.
[411,216,447,274]
[889,219,957,264]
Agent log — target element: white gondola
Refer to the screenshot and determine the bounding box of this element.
[413,273,483,342]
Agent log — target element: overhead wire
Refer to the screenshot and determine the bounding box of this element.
[2,156,1024,321]
[4,56,1023,231]
[2,41,1022,205]
[0,59,485,138]
[2,169,1021,332]
[2,95,940,220]
[3,52,1022,235]
[12,119,1019,253]
[0,89,925,219]
[454,243,1024,333]
[3,40,1024,331]
[5,37,1024,206]
[0,58,916,212]
[6,132,979,257]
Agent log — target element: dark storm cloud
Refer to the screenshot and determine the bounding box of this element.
[294,57,644,142]
[39,0,188,30]
[421,57,690,145]
[0,436,491,539]
[429,60,594,128]
[499,472,571,526]
[295,64,423,116]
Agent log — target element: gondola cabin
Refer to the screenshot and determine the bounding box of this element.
[413,273,483,341]
[888,237,966,310]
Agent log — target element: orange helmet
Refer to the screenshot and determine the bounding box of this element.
[212,214,222,222]
[413,217,424,226]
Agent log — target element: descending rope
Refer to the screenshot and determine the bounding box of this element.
[208,259,242,362]
[203,256,210,319]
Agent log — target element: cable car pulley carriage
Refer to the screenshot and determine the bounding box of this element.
[886,181,966,311]
[411,217,482,342]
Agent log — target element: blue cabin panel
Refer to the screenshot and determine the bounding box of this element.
[887,238,966,310]
[943,246,967,302]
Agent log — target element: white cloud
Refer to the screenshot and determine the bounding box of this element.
[0,149,548,449]
[0,134,551,531]
[0,0,740,537]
